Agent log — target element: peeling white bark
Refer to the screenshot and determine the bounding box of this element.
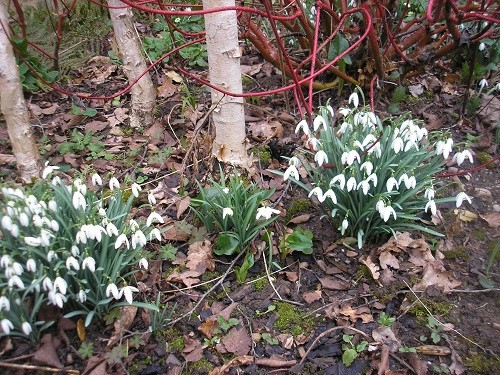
[108,0,156,128]
[203,0,251,167]
[0,0,40,181]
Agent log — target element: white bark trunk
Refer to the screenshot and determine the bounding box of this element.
[0,0,40,182]
[203,0,250,167]
[108,0,156,128]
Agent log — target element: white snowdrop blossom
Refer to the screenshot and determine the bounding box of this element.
[425,200,437,215]
[106,222,119,237]
[131,230,147,249]
[0,254,10,268]
[346,176,357,192]
[71,246,80,257]
[295,119,310,135]
[1,216,12,231]
[330,174,346,190]
[256,206,281,220]
[26,258,36,272]
[435,139,454,159]
[106,283,122,300]
[72,191,86,210]
[24,236,42,247]
[54,276,67,294]
[223,187,230,194]
[146,212,164,226]
[399,174,416,189]
[109,177,120,191]
[479,79,488,89]
[48,291,67,308]
[131,183,142,198]
[78,290,87,303]
[424,188,435,200]
[47,250,56,262]
[314,150,328,166]
[8,275,25,289]
[10,224,19,238]
[42,163,60,179]
[307,137,321,151]
[50,220,59,232]
[391,137,404,154]
[386,176,399,192]
[453,150,473,166]
[313,115,327,131]
[149,228,162,242]
[376,200,386,215]
[1,319,14,334]
[122,285,139,304]
[340,218,349,234]
[308,187,324,200]
[380,205,397,222]
[115,234,130,249]
[322,189,337,204]
[349,92,359,108]
[66,256,80,271]
[222,207,234,219]
[338,121,352,134]
[42,277,53,292]
[456,192,472,208]
[284,165,300,181]
[75,230,87,244]
[49,200,57,212]
[338,107,352,117]
[129,220,140,232]
[479,42,486,51]
[360,161,373,176]
[0,296,10,311]
[341,150,361,166]
[22,322,32,335]
[358,179,371,195]
[139,258,149,270]
[82,257,96,272]
[19,212,29,227]
[148,192,157,205]
[91,173,103,186]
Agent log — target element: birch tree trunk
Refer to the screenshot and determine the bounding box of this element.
[107,0,156,128]
[203,0,250,167]
[0,0,40,182]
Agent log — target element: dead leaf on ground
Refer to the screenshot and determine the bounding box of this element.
[182,337,203,362]
[176,196,191,219]
[221,318,252,356]
[107,306,138,348]
[481,212,500,228]
[372,326,400,352]
[288,213,311,224]
[186,240,215,274]
[302,290,322,304]
[157,77,179,98]
[319,277,349,290]
[85,120,109,133]
[340,305,373,323]
[0,337,12,356]
[199,319,219,339]
[32,335,63,368]
[82,356,107,375]
[77,318,86,341]
[209,355,254,375]
[453,209,478,222]
[407,352,428,375]
[248,121,283,142]
[379,251,400,270]
[360,256,380,280]
[413,263,461,291]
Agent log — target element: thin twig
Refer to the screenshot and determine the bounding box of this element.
[0,362,79,374]
[299,326,370,365]
[168,250,246,326]
[448,288,500,293]
[262,249,283,300]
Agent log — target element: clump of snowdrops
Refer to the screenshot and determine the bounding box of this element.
[190,168,280,282]
[284,90,473,249]
[0,166,162,341]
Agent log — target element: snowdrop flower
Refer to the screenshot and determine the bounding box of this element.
[322,189,337,204]
[456,192,472,208]
[338,107,351,117]
[386,176,399,192]
[360,161,373,176]
[330,174,346,190]
[47,250,57,262]
[256,206,281,220]
[284,165,300,181]
[1,319,14,334]
[1,216,12,231]
[54,276,67,294]
[314,150,328,166]
[376,199,385,214]
[24,236,42,247]
[307,137,321,151]
[478,79,488,90]
[19,212,29,227]
[453,150,473,166]
[82,257,96,272]
[0,254,10,268]
[22,322,32,336]
[131,183,142,198]
[42,277,53,292]
[48,291,67,308]
[76,230,87,244]
[496,82,500,91]
[313,115,326,131]
[106,222,119,237]
[129,219,140,232]
[106,283,122,300]
[391,137,404,154]
[131,230,147,249]
[346,176,357,192]
[26,258,36,273]
[424,188,435,200]
[295,119,310,135]
[326,104,334,117]
[349,92,359,108]
[66,256,80,271]
[42,163,60,179]
[338,121,352,134]
[222,207,234,219]
[398,174,416,189]
[72,191,86,210]
[308,187,324,200]
[425,200,437,215]
[0,296,10,311]
[148,192,157,205]
[115,234,130,249]
[149,228,162,242]
[50,220,59,232]
[122,285,139,304]
[222,187,229,194]
[71,246,80,257]
[8,275,25,289]
[139,258,149,270]
[91,173,102,186]
[147,212,164,226]
[380,205,397,222]
[340,218,349,235]
[10,224,19,238]
[358,179,371,195]
[78,290,87,303]
[341,150,361,166]
[479,42,486,51]
[109,177,120,191]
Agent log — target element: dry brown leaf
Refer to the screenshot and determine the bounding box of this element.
[182,337,203,362]
[248,121,282,141]
[284,271,299,282]
[186,240,215,274]
[481,212,500,228]
[380,268,396,285]
[360,256,380,280]
[82,356,107,375]
[165,269,200,287]
[453,209,478,222]
[0,154,15,164]
[379,251,400,270]
[32,337,64,368]
[198,319,219,339]
[407,352,428,375]
[288,214,311,224]
[319,277,349,290]
[413,263,461,291]
[255,356,297,367]
[40,103,59,115]
[277,333,294,349]
[302,290,322,304]
[176,196,191,219]
[0,337,12,356]
[85,120,109,133]
[209,355,254,375]
[372,326,400,352]
[107,306,138,348]
[221,319,252,356]
[77,318,86,341]
[157,78,179,98]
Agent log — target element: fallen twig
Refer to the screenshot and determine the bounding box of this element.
[0,361,79,374]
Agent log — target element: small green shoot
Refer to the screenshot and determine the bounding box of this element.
[342,334,368,367]
[261,332,279,345]
[377,312,396,327]
[78,342,94,359]
[279,226,314,259]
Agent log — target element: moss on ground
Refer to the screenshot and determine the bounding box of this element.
[284,198,312,222]
[273,301,317,336]
[443,246,470,262]
[465,354,500,374]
